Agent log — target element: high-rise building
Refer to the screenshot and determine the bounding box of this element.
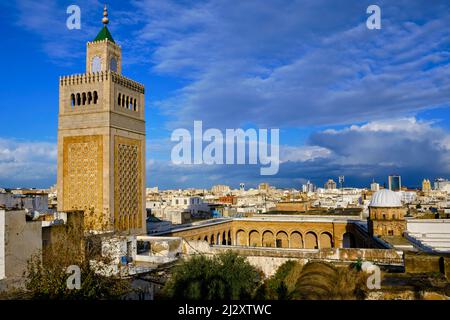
[302,180,316,193]
[370,179,380,192]
[422,179,431,192]
[388,175,401,191]
[324,179,337,190]
[57,7,146,234]
[434,178,450,191]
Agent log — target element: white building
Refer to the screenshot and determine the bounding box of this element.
[398,191,417,204]
[434,178,450,191]
[406,219,450,252]
[0,210,42,289]
[146,200,163,210]
[170,196,210,215]
[146,187,159,194]
[0,191,49,212]
[370,181,380,192]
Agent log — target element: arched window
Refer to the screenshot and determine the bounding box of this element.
[276,231,289,248]
[122,94,125,107]
[290,232,303,249]
[70,94,75,107]
[249,230,260,247]
[126,96,129,109]
[236,230,247,246]
[76,93,81,106]
[319,232,333,249]
[118,93,121,106]
[305,232,318,249]
[87,92,92,104]
[129,97,133,109]
[133,98,137,111]
[110,57,118,72]
[262,230,274,247]
[92,56,101,73]
[93,91,98,104]
[82,92,86,105]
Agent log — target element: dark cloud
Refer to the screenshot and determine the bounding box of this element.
[147,118,450,189]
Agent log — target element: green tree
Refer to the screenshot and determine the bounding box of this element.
[163,251,260,300]
[258,260,301,300]
[258,260,368,300]
[22,220,131,300]
[290,262,368,300]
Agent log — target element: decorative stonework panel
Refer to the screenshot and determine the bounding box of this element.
[63,135,103,228]
[114,136,142,231]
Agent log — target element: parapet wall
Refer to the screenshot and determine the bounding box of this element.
[404,251,450,280]
[60,71,144,93]
[182,240,403,277]
[60,71,110,86]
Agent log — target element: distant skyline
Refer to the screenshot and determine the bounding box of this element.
[1,0,450,190]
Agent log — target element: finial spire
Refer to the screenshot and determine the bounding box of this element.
[102,4,109,25]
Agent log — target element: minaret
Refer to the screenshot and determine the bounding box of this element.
[57,6,146,235]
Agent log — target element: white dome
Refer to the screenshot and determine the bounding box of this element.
[369,189,402,207]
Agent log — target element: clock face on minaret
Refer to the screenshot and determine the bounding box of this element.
[57,5,146,235]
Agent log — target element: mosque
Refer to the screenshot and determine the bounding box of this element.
[53,6,450,288]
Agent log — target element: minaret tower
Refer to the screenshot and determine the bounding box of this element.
[57,6,146,234]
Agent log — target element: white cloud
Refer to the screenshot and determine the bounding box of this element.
[0,138,56,186]
[280,145,331,163]
[11,0,117,63]
[308,117,450,175]
[133,0,450,129]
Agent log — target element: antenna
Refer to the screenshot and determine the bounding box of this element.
[339,175,344,202]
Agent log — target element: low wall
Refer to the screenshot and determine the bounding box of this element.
[404,252,450,278]
[182,240,403,277]
[445,257,450,281]
[135,236,182,264]
[404,253,441,274]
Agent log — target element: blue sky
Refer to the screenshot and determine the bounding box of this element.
[0,0,450,190]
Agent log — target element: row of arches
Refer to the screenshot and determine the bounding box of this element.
[184,229,356,249]
[118,93,138,111]
[235,230,355,249]
[194,230,233,246]
[70,91,98,107]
